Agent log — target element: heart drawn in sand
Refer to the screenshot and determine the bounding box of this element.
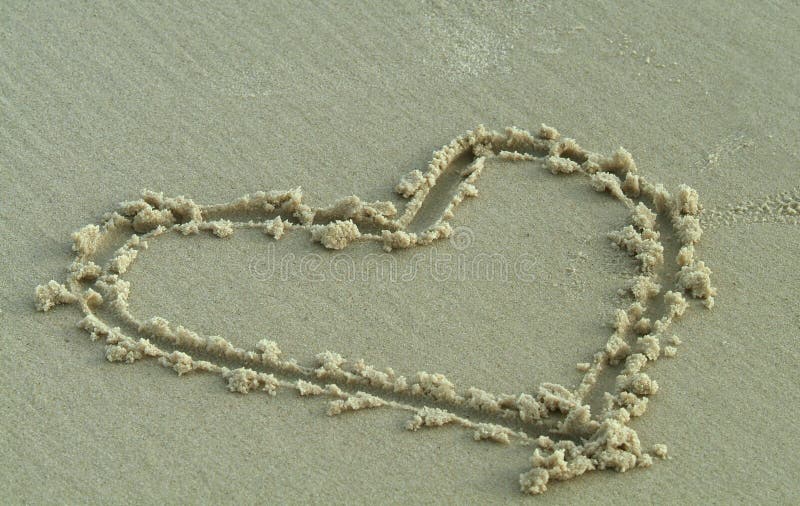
[35,124,716,495]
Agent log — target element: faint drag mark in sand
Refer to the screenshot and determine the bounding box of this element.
[692,131,756,174]
[36,125,715,495]
[702,185,800,227]
[690,133,800,227]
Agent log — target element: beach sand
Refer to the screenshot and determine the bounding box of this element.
[2,1,799,503]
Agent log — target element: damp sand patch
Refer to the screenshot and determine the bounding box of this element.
[36,125,716,495]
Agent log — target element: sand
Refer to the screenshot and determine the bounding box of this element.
[2,1,799,503]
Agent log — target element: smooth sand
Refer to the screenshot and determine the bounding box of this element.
[2,1,799,503]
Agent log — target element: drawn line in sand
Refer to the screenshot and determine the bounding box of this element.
[702,185,800,227]
[36,125,716,495]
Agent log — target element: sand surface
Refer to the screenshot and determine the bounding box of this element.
[2,1,799,503]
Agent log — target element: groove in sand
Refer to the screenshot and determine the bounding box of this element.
[36,124,716,495]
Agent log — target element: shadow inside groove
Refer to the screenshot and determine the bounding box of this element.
[407,151,474,233]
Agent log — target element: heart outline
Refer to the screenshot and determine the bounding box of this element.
[36,124,716,495]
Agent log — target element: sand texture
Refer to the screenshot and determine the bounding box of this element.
[3,1,800,504]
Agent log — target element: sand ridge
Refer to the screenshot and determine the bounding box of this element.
[35,124,716,495]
